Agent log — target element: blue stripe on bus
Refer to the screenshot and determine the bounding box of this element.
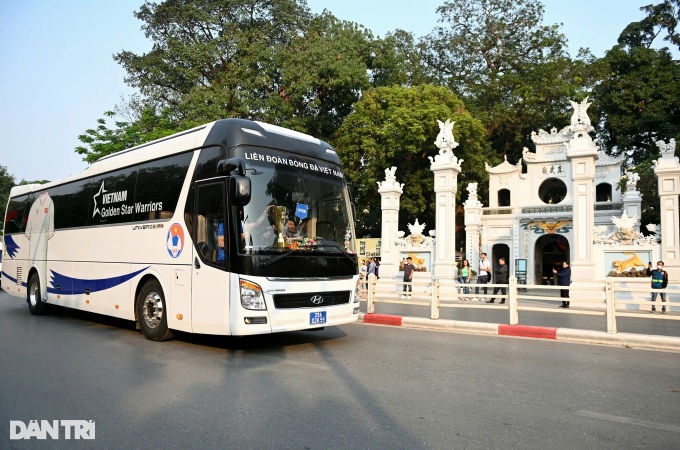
[47,266,150,295]
[2,271,22,285]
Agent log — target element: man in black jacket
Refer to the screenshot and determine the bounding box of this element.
[553,261,572,308]
[487,258,509,304]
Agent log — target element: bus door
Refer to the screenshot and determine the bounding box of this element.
[191,181,231,334]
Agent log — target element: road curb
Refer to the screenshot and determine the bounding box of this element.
[358,313,680,351]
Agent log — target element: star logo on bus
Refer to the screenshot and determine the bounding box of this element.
[92,181,107,217]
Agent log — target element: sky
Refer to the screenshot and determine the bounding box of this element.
[0,0,666,184]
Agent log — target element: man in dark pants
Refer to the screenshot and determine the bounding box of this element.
[401,257,415,298]
[650,261,669,313]
[487,258,508,304]
[475,252,491,300]
[553,261,571,308]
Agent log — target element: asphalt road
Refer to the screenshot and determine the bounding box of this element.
[1,291,679,449]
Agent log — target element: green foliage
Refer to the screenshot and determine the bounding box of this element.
[593,6,680,165]
[594,45,680,164]
[18,180,50,186]
[369,30,434,88]
[636,0,680,51]
[0,166,17,232]
[425,0,597,162]
[270,12,373,139]
[76,108,182,163]
[114,0,314,122]
[626,161,660,231]
[593,0,680,228]
[333,84,494,237]
[109,1,373,143]
[428,0,568,88]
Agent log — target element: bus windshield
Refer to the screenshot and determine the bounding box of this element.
[235,147,355,255]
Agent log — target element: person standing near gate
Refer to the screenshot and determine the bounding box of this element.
[475,252,491,300]
[553,261,571,308]
[650,261,669,313]
[487,258,508,304]
[401,257,415,298]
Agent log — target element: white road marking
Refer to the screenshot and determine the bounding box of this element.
[576,410,680,433]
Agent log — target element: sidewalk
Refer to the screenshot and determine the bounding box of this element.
[358,312,680,352]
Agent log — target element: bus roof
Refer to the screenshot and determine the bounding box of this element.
[9,119,340,197]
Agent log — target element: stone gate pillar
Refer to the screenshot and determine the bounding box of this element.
[464,183,482,271]
[377,167,403,279]
[654,139,680,282]
[429,119,462,278]
[565,99,598,282]
[622,171,642,231]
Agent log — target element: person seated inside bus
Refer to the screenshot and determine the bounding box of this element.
[217,222,225,264]
[285,219,300,239]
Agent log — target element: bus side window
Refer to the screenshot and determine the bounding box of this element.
[195,183,226,267]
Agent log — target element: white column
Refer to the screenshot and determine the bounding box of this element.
[377,167,403,279]
[464,183,482,271]
[429,119,462,278]
[654,139,680,283]
[566,127,599,282]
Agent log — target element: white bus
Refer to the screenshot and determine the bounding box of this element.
[1,119,360,340]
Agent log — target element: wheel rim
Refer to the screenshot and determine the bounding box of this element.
[142,291,163,329]
[29,281,39,307]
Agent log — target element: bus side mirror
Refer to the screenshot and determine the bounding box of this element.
[229,175,251,206]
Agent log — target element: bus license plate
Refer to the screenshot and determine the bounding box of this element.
[310,311,327,325]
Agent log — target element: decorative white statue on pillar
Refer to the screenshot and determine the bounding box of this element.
[377,166,404,191]
[655,138,678,166]
[466,182,478,202]
[434,119,459,154]
[430,119,463,168]
[656,138,676,154]
[569,97,593,128]
[625,171,640,192]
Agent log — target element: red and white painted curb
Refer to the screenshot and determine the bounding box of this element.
[358,313,680,352]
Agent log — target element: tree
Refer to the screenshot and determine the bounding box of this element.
[0,166,16,233]
[333,84,494,240]
[115,0,313,123]
[593,1,680,230]
[593,45,680,164]
[631,0,680,52]
[369,30,434,88]
[268,11,373,139]
[593,1,680,165]
[76,108,182,163]
[427,0,567,90]
[425,0,596,162]
[105,1,375,145]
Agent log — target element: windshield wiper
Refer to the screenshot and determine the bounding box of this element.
[261,248,297,267]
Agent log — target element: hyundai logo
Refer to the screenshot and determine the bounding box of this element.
[311,295,324,305]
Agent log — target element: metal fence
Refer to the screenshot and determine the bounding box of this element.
[363,274,679,333]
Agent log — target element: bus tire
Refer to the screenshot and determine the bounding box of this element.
[136,279,174,341]
[27,273,49,315]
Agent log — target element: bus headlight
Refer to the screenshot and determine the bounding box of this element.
[240,280,266,310]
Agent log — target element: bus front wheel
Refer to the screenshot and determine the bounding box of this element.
[136,280,174,342]
[27,273,49,315]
